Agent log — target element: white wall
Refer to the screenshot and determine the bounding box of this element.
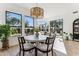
[0,4,29,49]
[49,11,79,34]
[61,12,79,34]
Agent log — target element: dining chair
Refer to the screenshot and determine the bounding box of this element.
[18,36,35,56]
[36,34,56,56]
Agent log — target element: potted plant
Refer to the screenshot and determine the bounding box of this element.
[0,24,10,50]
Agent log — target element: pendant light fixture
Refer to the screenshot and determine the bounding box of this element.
[30,3,44,19]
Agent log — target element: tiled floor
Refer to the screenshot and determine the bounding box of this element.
[0,45,55,56]
[64,39,79,56]
[0,45,19,56]
[0,45,65,56]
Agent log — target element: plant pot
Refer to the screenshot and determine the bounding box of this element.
[2,40,9,50]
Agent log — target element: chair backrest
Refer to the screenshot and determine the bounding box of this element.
[45,34,56,51]
[18,36,26,50]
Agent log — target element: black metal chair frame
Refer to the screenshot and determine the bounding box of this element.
[18,36,35,56]
[36,34,56,56]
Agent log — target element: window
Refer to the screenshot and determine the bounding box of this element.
[24,16,34,35]
[6,11,22,36]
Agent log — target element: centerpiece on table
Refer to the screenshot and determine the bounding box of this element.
[34,27,39,38]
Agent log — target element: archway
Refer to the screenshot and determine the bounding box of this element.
[73,18,79,40]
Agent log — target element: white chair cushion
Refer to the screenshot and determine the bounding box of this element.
[23,43,34,50]
[37,44,52,51]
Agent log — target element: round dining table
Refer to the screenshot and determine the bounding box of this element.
[24,34,67,56]
[24,34,48,42]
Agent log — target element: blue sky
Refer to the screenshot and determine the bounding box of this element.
[37,20,48,25]
[25,16,33,26]
[7,12,21,21]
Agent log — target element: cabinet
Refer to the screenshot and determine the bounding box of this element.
[73,18,79,40]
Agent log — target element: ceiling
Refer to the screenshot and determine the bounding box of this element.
[14,3,79,18]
